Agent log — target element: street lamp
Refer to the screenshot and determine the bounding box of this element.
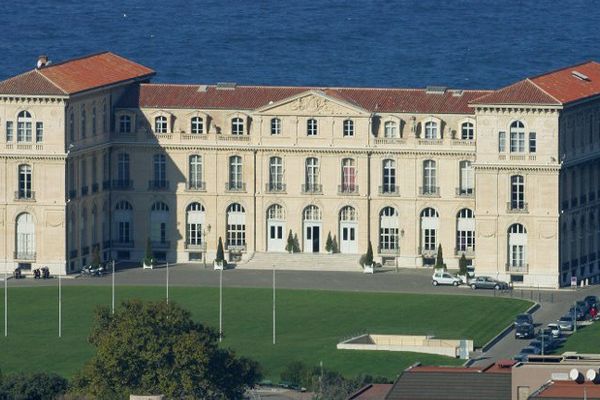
[203,224,211,269]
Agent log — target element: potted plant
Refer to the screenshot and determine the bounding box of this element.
[285,230,295,254]
[325,232,333,254]
[361,241,374,274]
[434,245,446,272]
[292,233,301,253]
[214,237,226,270]
[458,253,468,283]
[332,235,339,254]
[143,238,155,269]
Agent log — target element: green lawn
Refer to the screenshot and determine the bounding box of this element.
[555,321,600,354]
[0,286,530,380]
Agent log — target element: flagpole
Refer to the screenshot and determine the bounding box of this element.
[58,273,62,338]
[4,269,7,337]
[111,260,115,314]
[219,266,223,342]
[273,264,276,345]
[166,261,169,304]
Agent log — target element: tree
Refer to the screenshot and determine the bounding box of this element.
[435,245,446,269]
[325,232,333,253]
[91,245,101,268]
[70,300,261,399]
[143,237,154,267]
[360,241,374,267]
[0,372,68,400]
[459,253,468,276]
[285,230,294,253]
[332,235,339,254]
[292,233,301,253]
[215,236,225,263]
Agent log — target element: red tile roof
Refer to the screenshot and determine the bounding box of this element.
[0,52,154,96]
[348,384,393,400]
[469,79,561,106]
[118,83,491,114]
[530,381,600,399]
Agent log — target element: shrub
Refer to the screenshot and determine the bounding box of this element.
[325,232,333,253]
[215,237,226,265]
[0,372,68,400]
[435,245,446,269]
[285,230,294,253]
[459,253,468,276]
[292,233,301,253]
[143,237,154,266]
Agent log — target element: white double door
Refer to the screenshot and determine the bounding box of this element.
[304,222,321,253]
[267,220,285,252]
[340,221,358,253]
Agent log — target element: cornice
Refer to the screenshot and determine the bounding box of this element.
[0,96,68,104]
[473,163,560,173]
[0,153,66,161]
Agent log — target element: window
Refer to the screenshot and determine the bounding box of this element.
[191,117,204,134]
[508,224,527,268]
[227,203,246,248]
[117,153,130,182]
[92,106,97,136]
[229,155,243,190]
[189,155,203,190]
[155,116,167,134]
[303,205,321,221]
[17,111,32,142]
[307,118,318,136]
[456,209,475,252]
[231,117,244,135]
[18,164,32,199]
[384,121,398,138]
[114,201,133,244]
[267,204,285,220]
[35,122,43,142]
[16,213,35,259]
[92,156,97,188]
[343,120,354,137]
[382,159,396,194]
[186,202,205,246]
[150,202,169,245]
[269,156,284,191]
[153,154,166,184]
[271,118,281,135]
[423,160,437,194]
[511,175,525,209]
[379,207,399,251]
[69,112,75,142]
[424,121,438,139]
[81,208,88,249]
[461,122,474,140]
[529,132,537,153]
[305,157,319,191]
[102,100,107,133]
[510,121,525,152]
[459,160,474,195]
[81,159,87,191]
[80,107,86,138]
[421,208,439,253]
[341,158,357,192]
[6,121,13,142]
[119,115,131,133]
[498,131,506,152]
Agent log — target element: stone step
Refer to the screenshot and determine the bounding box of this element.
[239,252,362,271]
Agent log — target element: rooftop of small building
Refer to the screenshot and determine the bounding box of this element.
[529,380,600,399]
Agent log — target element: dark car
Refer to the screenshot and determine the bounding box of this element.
[535,333,558,350]
[515,313,534,326]
[515,323,534,339]
[576,300,591,316]
[514,346,541,362]
[529,339,552,354]
[584,296,598,309]
[568,306,585,321]
[469,276,510,290]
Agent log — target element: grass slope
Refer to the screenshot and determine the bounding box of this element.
[0,286,529,380]
[556,321,600,354]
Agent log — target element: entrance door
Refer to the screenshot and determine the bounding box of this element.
[268,221,285,252]
[304,224,321,253]
[340,222,358,253]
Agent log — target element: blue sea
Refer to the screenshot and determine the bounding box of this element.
[1,1,599,90]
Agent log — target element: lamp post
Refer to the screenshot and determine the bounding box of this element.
[273,263,276,345]
[203,224,211,269]
[111,259,115,314]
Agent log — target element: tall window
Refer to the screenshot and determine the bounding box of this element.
[16,213,35,259]
[81,208,88,250]
[69,112,75,142]
[341,158,356,192]
[119,115,131,133]
[456,209,475,252]
[510,121,525,152]
[510,175,525,209]
[382,159,396,194]
[18,164,32,199]
[191,117,204,134]
[271,118,281,135]
[229,155,243,190]
[459,160,474,195]
[80,107,86,138]
[92,105,97,135]
[307,119,318,136]
[508,224,527,267]
[379,207,399,251]
[529,132,537,153]
[343,120,354,137]
[305,157,319,191]
[384,121,398,138]
[17,111,32,142]
[421,207,439,252]
[227,203,246,248]
[155,116,167,134]
[35,122,43,142]
[153,154,166,183]
[424,121,438,139]
[81,159,88,190]
[6,121,13,142]
[114,201,133,243]
[498,131,506,152]
[189,155,203,189]
[150,202,169,245]
[186,202,205,246]
[92,156,97,188]
[269,156,284,191]
[461,122,474,140]
[423,160,437,194]
[231,117,244,135]
[102,100,107,133]
[117,153,130,182]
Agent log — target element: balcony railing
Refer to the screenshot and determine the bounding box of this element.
[227,243,247,252]
[338,185,359,195]
[455,187,474,198]
[148,180,170,191]
[112,240,134,248]
[379,185,399,196]
[419,186,440,197]
[379,246,400,255]
[151,241,170,249]
[506,202,529,213]
[112,179,133,190]
[225,182,246,192]
[81,186,89,196]
[418,138,444,145]
[217,135,250,142]
[185,242,207,251]
[92,183,99,193]
[14,251,36,260]
[14,190,35,201]
[455,247,475,257]
[374,138,406,145]
[506,263,528,273]
[265,183,286,193]
[419,247,437,258]
[186,181,206,191]
[302,183,323,194]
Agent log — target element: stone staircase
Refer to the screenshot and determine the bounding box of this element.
[238,252,362,272]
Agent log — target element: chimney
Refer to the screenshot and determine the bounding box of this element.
[37,55,49,69]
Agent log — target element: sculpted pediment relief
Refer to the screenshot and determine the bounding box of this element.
[257,91,369,116]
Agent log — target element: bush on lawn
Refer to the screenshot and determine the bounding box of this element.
[0,371,68,400]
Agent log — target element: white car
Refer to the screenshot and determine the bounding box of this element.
[432,271,462,286]
[547,323,561,338]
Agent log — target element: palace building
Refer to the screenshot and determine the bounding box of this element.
[0,52,599,288]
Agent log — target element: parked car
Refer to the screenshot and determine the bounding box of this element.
[557,315,575,331]
[535,333,558,350]
[514,346,541,362]
[584,296,598,309]
[431,271,462,286]
[576,300,591,316]
[515,323,534,339]
[546,323,562,339]
[515,313,534,326]
[529,339,552,354]
[568,306,585,321]
[469,276,509,290]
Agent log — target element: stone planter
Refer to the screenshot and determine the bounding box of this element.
[213,260,224,270]
[363,264,374,274]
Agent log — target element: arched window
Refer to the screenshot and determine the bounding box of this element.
[343,120,354,137]
[267,204,285,220]
[420,208,439,254]
[459,161,474,195]
[303,205,321,221]
[304,157,320,193]
[155,116,168,134]
[424,121,438,139]
[268,156,284,192]
[379,207,399,252]
[17,111,32,142]
[17,164,33,199]
[227,203,246,249]
[341,158,357,193]
[422,160,437,195]
[339,206,358,253]
[510,175,525,210]
[228,155,243,190]
[461,122,474,140]
[186,202,206,246]
[191,117,204,134]
[231,117,244,135]
[508,224,527,268]
[381,159,397,194]
[114,201,133,244]
[188,155,203,190]
[340,206,357,221]
[150,201,169,247]
[307,118,318,136]
[384,121,398,138]
[456,209,475,253]
[271,118,281,135]
[15,212,35,259]
[510,121,525,153]
[119,115,131,133]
